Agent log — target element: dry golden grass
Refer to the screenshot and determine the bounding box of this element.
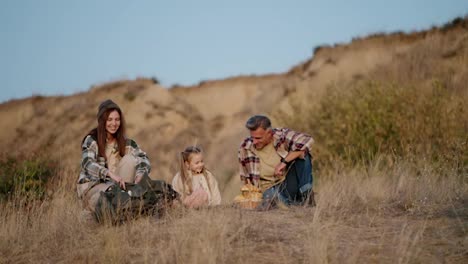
[1,159,466,264]
[1,16,467,264]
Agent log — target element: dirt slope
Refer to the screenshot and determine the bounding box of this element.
[1,17,466,201]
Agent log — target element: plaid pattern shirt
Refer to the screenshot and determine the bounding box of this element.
[78,135,151,184]
[238,128,314,185]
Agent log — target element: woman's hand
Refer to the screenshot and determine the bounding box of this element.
[108,171,126,190]
[134,174,143,184]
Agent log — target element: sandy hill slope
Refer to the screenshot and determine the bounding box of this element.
[1,17,466,201]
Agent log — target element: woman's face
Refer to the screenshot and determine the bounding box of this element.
[106,110,121,137]
[186,153,204,174]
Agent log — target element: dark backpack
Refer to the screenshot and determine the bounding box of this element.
[95,178,179,224]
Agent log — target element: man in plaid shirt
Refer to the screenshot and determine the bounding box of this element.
[238,115,315,208]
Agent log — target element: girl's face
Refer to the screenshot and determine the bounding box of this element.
[106,110,121,137]
[186,153,204,174]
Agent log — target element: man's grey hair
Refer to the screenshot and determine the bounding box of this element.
[245,115,272,131]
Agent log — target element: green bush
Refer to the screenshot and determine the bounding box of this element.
[124,90,137,101]
[0,155,57,201]
[277,80,467,174]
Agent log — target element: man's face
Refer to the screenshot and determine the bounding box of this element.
[250,127,273,150]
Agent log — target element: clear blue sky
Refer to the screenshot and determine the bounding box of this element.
[1,0,467,103]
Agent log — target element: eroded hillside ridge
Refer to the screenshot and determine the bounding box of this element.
[0,16,466,201]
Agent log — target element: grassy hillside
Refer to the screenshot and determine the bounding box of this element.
[0,16,467,263]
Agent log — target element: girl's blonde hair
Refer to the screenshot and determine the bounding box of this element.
[179,146,212,195]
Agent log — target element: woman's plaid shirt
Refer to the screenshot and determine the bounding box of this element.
[78,135,151,184]
[238,128,314,185]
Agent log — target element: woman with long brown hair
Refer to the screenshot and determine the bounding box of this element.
[77,99,151,216]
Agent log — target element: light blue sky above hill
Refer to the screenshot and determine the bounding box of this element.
[1,0,467,103]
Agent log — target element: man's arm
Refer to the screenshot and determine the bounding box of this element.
[238,148,250,184]
[273,128,313,176]
[282,150,305,163]
[283,128,314,153]
[274,150,305,176]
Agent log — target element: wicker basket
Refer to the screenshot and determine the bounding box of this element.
[237,199,261,209]
[233,184,263,210]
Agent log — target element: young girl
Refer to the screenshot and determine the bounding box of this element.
[172,146,221,208]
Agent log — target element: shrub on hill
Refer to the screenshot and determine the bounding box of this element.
[277,80,467,176]
[0,155,57,201]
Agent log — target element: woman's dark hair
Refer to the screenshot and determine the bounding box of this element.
[83,104,126,159]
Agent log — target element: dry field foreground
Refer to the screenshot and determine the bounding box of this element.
[1,161,466,264]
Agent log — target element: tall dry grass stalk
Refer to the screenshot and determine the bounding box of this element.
[1,157,466,263]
